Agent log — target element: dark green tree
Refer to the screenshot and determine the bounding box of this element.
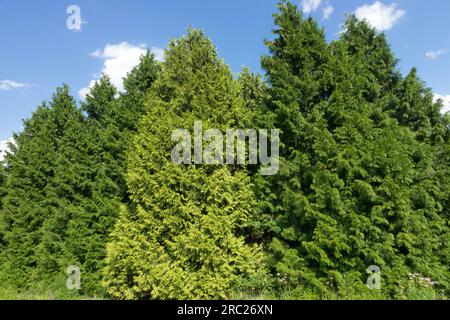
[0,53,160,296]
[259,1,449,299]
[0,103,56,288]
[0,86,84,289]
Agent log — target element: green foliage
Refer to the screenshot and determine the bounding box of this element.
[258,1,450,299]
[103,29,267,299]
[0,52,160,297]
[0,1,448,301]
[0,86,84,289]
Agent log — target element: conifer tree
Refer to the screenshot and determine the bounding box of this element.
[237,68,277,244]
[0,86,98,293]
[34,86,90,287]
[113,52,161,198]
[0,1,448,300]
[69,55,160,295]
[60,76,121,295]
[260,1,450,298]
[0,104,55,288]
[0,53,160,295]
[117,51,161,134]
[340,15,401,98]
[103,29,266,299]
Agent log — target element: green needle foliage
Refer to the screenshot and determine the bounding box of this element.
[259,1,450,299]
[0,52,160,297]
[0,86,85,290]
[73,53,160,295]
[0,1,448,300]
[103,29,267,300]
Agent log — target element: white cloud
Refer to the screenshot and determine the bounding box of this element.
[0,80,33,91]
[322,5,334,20]
[151,47,165,63]
[434,94,450,114]
[0,137,14,162]
[79,42,164,99]
[78,80,97,99]
[355,1,405,32]
[425,50,447,60]
[302,0,323,14]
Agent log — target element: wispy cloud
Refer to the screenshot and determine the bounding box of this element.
[302,0,323,14]
[0,80,33,91]
[355,1,405,32]
[79,42,164,99]
[322,5,334,20]
[425,50,447,60]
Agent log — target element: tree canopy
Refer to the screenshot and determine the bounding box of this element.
[0,1,448,300]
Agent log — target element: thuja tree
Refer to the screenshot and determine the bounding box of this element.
[62,76,121,296]
[0,86,87,290]
[35,86,93,289]
[0,53,160,295]
[103,29,267,299]
[0,103,56,289]
[338,15,450,298]
[65,53,160,296]
[114,51,161,197]
[260,1,449,298]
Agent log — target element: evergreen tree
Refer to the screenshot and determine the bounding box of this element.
[0,160,7,257]
[0,86,94,293]
[0,97,60,288]
[117,51,161,134]
[0,53,160,296]
[68,54,160,295]
[237,68,277,244]
[113,52,161,198]
[103,29,266,299]
[61,76,120,295]
[341,15,401,98]
[260,1,449,298]
[34,86,90,287]
[0,1,448,300]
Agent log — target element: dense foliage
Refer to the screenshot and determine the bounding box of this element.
[0,1,448,300]
[258,2,449,299]
[103,29,266,300]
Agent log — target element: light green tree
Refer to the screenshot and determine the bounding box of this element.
[103,29,267,299]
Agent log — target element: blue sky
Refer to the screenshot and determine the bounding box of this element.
[1,0,450,144]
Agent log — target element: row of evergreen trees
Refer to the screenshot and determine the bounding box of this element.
[0,1,449,299]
